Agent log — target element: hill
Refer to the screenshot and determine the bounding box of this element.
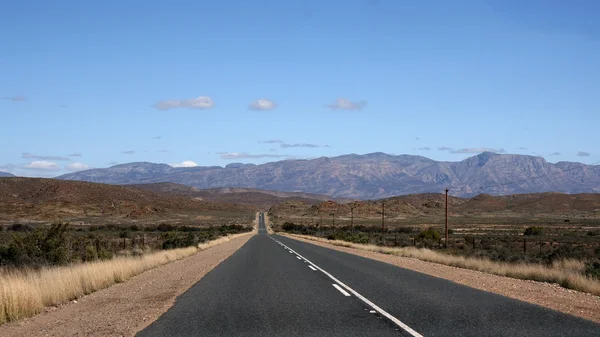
[269,192,600,220]
[0,172,14,177]
[0,177,255,224]
[127,182,341,209]
[56,152,600,199]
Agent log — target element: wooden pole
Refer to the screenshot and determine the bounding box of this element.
[445,188,449,248]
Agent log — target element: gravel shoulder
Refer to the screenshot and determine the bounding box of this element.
[0,233,254,337]
[281,233,600,324]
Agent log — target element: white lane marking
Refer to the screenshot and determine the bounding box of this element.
[296,256,302,260]
[370,310,377,313]
[289,251,293,253]
[308,265,317,271]
[268,236,423,337]
[332,283,351,297]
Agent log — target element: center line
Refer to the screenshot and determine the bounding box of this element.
[269,235,423,337]
[332,284,351,297]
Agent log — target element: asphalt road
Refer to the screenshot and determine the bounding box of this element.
[138,213,600,337]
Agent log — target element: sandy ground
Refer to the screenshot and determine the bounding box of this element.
[281,233,600,324]
[0,233,254,337]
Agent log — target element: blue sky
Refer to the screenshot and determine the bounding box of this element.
[1,0,598,177]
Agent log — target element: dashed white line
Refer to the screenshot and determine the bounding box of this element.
[269,235,423,337]
[308,265,317,271]
[296,256,302,260]
[332,283,351,297]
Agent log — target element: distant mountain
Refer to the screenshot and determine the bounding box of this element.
[128,182,344,209]
[0,172,14,177]
[56,152,600,199]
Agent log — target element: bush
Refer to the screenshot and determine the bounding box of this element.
[7,224,32,232]
[2,223,71,266]
[585,260,600,279]
[157,224,175,232]
[162,232,199,249]
[0,223,114,267]
[417,228,441,241]
[524,226,543,236]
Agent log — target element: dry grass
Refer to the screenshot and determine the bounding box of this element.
[283,233,600,296]
[264,214,274,234]
[0,232,253,325]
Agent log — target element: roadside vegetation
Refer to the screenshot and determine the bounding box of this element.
[0,222,252,325]
[277,222,600,296]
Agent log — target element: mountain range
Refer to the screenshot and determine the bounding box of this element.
[0,171,14,177]
[56,152,600,199]
[128,183,346,209]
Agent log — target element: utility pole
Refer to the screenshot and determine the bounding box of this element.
[332,213,336,235]
[445,188,449,248]
[350,203,354,233]
[381,201,385,243]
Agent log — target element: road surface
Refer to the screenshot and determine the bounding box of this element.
[138,213,600,337]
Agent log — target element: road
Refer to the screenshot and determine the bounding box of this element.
[138,213,600,337]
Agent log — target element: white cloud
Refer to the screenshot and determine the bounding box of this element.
[218,152,290,160]
[577,151,590,157]
[170,160,199,168]
[280,143,321,148]
[22,152,70,161]
[249,99,277,111]
[0,164,16,173]
[262,140,327,148]
[122,150,135,155]
[23,161,60,171]
[1,96,27,102]
[418,147,431,151]
[549,152,561,156]
[153,96,214,110]
[450,148,505,154]
[326,98,367,110]
[66,162,90,171]
[68,153,82,157]
[438,147,453,151]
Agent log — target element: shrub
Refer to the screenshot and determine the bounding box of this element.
[524,226,543,236]
[0,223,114,267]
[585,260,600,279]
[161,232,199,249]
[156,224,175,232]
[417,228,441,241]
[7,224,32,232]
